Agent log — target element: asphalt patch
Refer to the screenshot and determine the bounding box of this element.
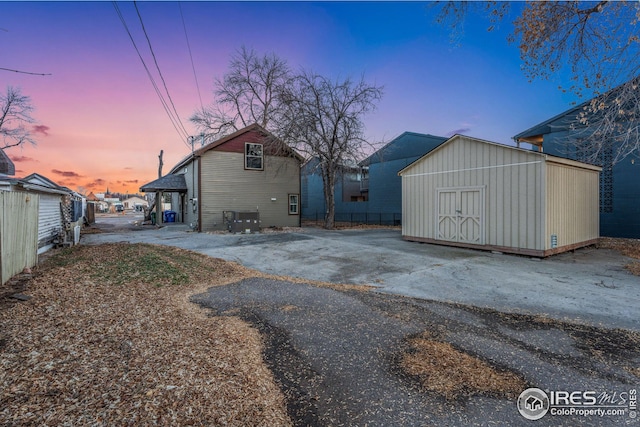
[192,278,640,426]
[231,233,313,246]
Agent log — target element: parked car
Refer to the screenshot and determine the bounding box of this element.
[115,204,124,212]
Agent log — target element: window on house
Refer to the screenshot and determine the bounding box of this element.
[245,143,263,170]
[289,194,299,215]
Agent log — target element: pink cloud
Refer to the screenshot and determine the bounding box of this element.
[52,169,82,178]
[86,179,106,189]
[10,155,36,162]
[33,125,50,136]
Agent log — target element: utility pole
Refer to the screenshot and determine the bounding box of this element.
[158,150,164,178]
[155,149,164,226]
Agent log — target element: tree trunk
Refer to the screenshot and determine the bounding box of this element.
[322,163,336,229]
[158,150,164,178]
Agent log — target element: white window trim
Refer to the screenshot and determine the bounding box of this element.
[288,194,299,215]
[245,142,264,170]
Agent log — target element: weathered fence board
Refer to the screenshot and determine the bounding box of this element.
[1,191,39,285]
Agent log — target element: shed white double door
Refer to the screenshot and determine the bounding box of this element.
[436,187,484,245]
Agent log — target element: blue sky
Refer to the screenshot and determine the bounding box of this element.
[1,1,580,193]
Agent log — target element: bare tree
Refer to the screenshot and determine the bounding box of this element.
[190,46,292,140]
[281,72,383,229]
[0,86,38,149]
[513,1,640,165]
[193,48,383,228]
[434,1,640,164]
[571,76,640,165]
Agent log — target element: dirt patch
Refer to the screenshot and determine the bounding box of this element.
[599,237,640,275]
[0,272,32,311]
[0,244,291,426]
[80,224,103,234]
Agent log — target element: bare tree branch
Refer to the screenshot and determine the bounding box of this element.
[0,86,38,149]
[435,1,640,164]
[192,49,383,228]
[281,72,383,228]
[190,46,292,142]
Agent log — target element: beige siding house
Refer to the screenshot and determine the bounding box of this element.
[144,124,302,232]
[398,135,601,257]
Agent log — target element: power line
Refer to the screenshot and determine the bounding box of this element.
[179,2,204,111]
[0,67,51,76]
[133,1,190,141]
[113,1,188,144]
[112,1,191,147]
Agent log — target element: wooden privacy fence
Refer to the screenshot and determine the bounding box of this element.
[0,191,39,285]
[85,201,96,224]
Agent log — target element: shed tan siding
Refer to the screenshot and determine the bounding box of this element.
[200,151,300,231]
[401,136,545,251]
[545,160,600,250]
[401,135,601,256]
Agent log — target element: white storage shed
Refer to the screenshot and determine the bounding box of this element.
[398,135,601,257]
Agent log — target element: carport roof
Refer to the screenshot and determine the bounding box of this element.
[140,174,187,192]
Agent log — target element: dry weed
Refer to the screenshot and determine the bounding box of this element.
[0,243,291,426]
[401,332,526,401]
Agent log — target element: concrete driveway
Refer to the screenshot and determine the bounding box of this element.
[82,215,640,332]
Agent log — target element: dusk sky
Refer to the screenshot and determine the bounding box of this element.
[2,1,582,195]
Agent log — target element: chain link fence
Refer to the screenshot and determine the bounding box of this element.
[302,211,401,227]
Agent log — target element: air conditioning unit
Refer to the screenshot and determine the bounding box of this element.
[224,210,260,233]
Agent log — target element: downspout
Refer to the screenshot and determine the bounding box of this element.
[197,134,204,232]
[197,156,202,232]
[298,159,302,228]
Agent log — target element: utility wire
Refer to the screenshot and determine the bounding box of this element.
[113,1,188,144]
[112,1,191,147]
[0,67,51,76]
[133,1,190,142]
[179,2,204,111]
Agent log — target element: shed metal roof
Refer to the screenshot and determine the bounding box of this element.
[398,134,601,176]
